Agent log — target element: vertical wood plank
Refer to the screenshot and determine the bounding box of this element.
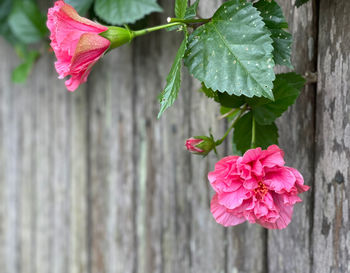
[267,1,318,272]
[88,45,135,273]
[0,37,89,273]
[313,0,350,272]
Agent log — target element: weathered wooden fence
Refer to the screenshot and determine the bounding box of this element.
[0,0,349,272]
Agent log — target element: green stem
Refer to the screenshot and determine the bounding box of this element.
[167,17,211,24]
[251,115,256,149]
[215,105,247,146]
[132,22,184,37]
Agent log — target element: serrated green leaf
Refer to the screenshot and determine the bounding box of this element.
[254,0,293,68]
[12,49,39,83]
[8,0,47,44]
[295,0,310,7]
[233,112,278,155]
[248,72,305,125]
[175,0,187,19]
[184,0,199,19]
[66,0,93,15]
[94,0,163,25]
[158,37,187,118]
[184,0,275,100]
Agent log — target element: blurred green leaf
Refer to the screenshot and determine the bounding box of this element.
[12,49,40,83]
[94,0,163,25]
[0,0,12,21]
[8,0,47,44]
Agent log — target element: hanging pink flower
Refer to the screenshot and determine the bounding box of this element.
[47,1,110,91]
[208,145,309,229]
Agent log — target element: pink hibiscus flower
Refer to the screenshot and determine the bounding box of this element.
[47,1,110,91]
[208,145,309,229]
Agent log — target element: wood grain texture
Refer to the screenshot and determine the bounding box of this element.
[313,0,350,272]
[0,0,349,272]
[267,1,318,273]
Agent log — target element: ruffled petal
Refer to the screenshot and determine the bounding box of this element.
[211,194,246,227]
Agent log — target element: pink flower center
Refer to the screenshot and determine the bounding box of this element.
[254,181,268,200]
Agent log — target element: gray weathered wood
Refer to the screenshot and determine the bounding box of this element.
[313,0,350,272]
[1,0,350,272]
[268,0,318,272]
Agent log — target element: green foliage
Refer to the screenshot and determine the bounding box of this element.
[217,92,245,108]
[249,72,305,125]
[233,112,278,155]
[12,48,39,83]
[184,0,200,19]
[158,35,187,118]
[175,0,188,19]
[198,83,219,101]
[66,0,94,15]
[295,0,310,7]
[0,0,12,22]
[254,0,293,68]
[184,0,275,100]
[8,0,47,44]
[94,0,162,25]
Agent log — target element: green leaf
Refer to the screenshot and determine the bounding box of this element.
[184,0,275,100]
[8,0,47,44]
[158,36,187,118]
[184,0,199,19]
[295,0,310,7]
[233,112,278,155]
[0,0,12,21]
[175,0,187,19]
[198,83,219,101]
[66,0,93,15]
[12,49,39,83]
[254,0,293,68]
[217,92,245,108]
[249,72,305,125]
[220,106,239,121]
[94,0,163,25]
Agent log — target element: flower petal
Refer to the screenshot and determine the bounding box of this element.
[217,186,252,209]
[211,194,246,227]
[264,167,296,192]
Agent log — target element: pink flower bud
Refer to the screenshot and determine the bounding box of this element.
[47,1,112,91]
[185,136,215,156]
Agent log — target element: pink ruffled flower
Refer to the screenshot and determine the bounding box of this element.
[208,145,309,229]
[47,1,110,91]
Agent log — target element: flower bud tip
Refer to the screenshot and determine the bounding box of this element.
[167,17,171,23]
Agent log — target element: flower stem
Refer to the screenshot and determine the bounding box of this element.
[215,105,247,146]
[167,17,211,24]
[132,22,184,37]
[251,115,256,149]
